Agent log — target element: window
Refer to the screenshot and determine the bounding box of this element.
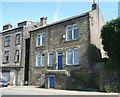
[15,50,19,62]
[37,33,45,46]
[66,48,80,65]
[41,54,45,66]
[5,36,10,46]
[15,33,20,44]
[66,25,72,41]
[4,51,9,62]
[73,48,80,65]
[37,34,41,46]
[36,53,45,67]
[66,24,79,41]
[73,24,79,39]
[48,52,54,66]
[66,49,72,65]
[42,33,45,45]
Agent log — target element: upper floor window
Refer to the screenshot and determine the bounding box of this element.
[5,36,10,46]
[66,48,80,65]
[15,50,20,62]
[36,53,45,67]
[66,24,79,41]
[66,25,72,41]
[48,52,54,66]
[15,33,20,45]
[73,24,79,39]
[37,33,45,47]
[4,51,9,62]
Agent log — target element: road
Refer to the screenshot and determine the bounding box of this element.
[0,86,119,96]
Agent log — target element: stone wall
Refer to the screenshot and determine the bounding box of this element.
[29,15,92,87]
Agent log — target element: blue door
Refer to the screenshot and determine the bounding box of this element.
[50,76,54,88]
[58,54,62,70]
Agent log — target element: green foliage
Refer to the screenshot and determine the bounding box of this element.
[104,85,113,93]
[101,17,120,71]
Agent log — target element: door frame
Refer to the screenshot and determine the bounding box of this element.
[48,75,55,88]
[56,50,63,70]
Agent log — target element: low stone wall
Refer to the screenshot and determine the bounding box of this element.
[45,68,99,91]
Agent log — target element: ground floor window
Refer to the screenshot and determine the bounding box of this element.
[66,48,80,65]
[36,53,45,67]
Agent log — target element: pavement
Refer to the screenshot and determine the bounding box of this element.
[0,86,119,96]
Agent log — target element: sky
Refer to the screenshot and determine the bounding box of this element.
[0,1,119,30]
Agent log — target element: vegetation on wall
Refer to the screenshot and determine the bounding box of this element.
[101,17,120,71]
[101,17,120,92]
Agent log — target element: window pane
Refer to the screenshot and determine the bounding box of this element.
[66,49,72,65]
[4,51,9,62]
[15,50,19,62]
[74,48,80,65]
[73,29,79,39]
[66,26,72,41]
[67,30,72,40]
[42,33,45,45]
[49,52,53,66]
[16,34,20,44]
[37,34,41,46]
[5,36,10,46]
[37,54,41,66]
[41,54,45,66]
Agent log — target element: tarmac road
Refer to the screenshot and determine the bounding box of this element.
[0,86,119,96]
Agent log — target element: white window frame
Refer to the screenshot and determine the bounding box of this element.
[5,35,10,46]
[66,25,72,41]
[73,48,80,65]
[66,48,72,65]
[15,33,21,45]
[48,52,54,66]
[36,53,45,67]
[4,51,9,62]
[15,50,20,62]
[37,32,45,47]
[73,24,79,40]
[66,24,79,41]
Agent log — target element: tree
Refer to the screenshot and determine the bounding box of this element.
[101,17,120,71]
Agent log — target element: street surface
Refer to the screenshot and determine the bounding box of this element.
[0,86,119,96]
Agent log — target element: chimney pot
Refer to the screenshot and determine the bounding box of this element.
[40,17,47,26]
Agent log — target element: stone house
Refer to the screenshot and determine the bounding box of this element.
[29,3,106,90]
[0,21,39,85]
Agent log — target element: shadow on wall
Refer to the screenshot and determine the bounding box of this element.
[65,70,99,91]
[90,44,102,66]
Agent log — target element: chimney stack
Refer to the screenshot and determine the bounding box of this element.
[40,17,47,26]
[92,0,98,10]
[2,24,12,31]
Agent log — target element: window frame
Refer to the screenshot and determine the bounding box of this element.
[5,35,10,46]
[4,51,9,62]
[66,48,72,65]
[66,24,79,41]
[36,53,45,67]
[37,32,45,47]
[15,33,21,45]
[73,48,80,65]
[66,25,72,41]
[48,52,54,66]
[73,24,79,40]
[15,50,20,62]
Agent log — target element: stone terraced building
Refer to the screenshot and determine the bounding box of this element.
[29,3,106,91]
[0,21,40,85]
